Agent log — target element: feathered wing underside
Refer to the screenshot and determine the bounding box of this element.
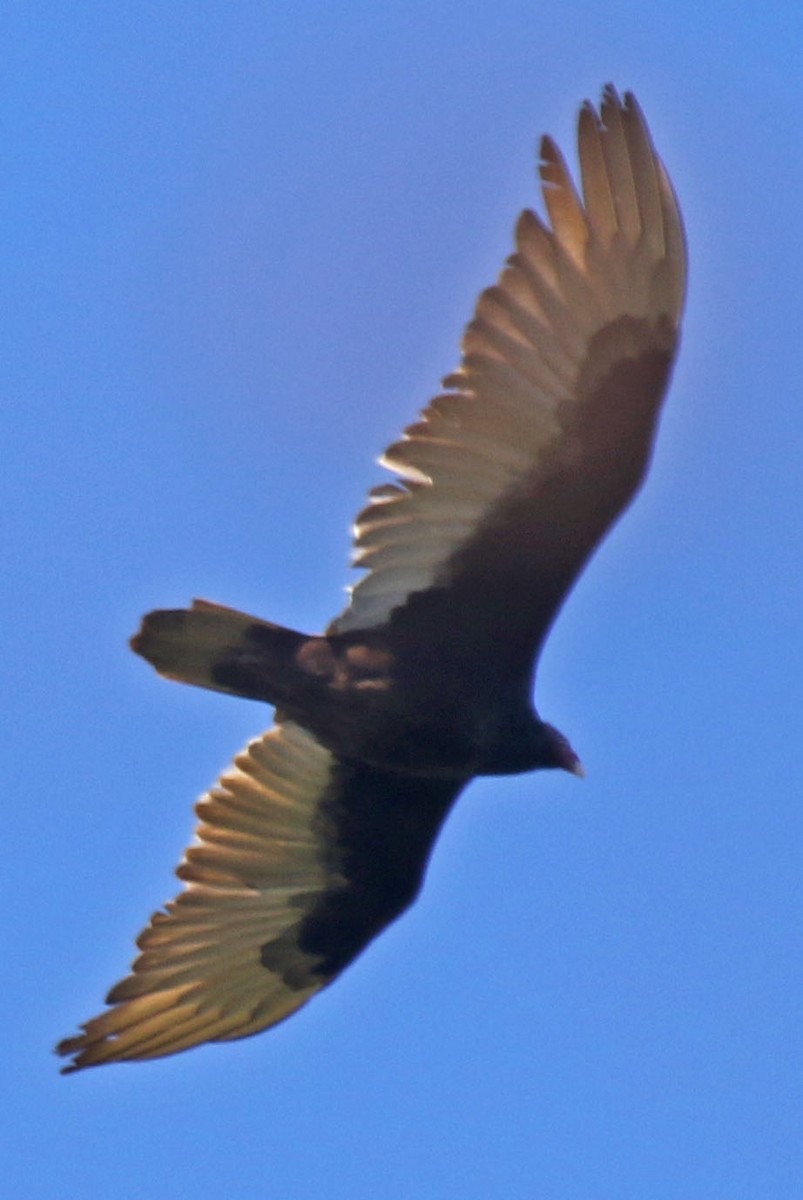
[331,88,686,643]
[56,722,464,1071]
[57,723,331,1071]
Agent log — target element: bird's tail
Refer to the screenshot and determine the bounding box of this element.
[130,598,311,706]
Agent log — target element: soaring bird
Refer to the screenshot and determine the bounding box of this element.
[58,86,686,1072]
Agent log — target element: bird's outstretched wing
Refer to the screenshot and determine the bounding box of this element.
[57,722,463,1071]
[332,87,686,683]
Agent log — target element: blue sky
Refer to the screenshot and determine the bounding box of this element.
[5,3,803,1197]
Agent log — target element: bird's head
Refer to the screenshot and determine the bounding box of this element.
[539,722,585,777]
[478,713,584,777]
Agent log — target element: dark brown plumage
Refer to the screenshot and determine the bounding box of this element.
[57,86,686,1072]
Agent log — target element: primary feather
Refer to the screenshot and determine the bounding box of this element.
[58,87,686,1072]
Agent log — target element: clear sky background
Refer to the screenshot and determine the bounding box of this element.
[5,4,803,1198]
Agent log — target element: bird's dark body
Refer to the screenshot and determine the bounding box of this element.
[57,88,687,1072]
[137,604,574,779]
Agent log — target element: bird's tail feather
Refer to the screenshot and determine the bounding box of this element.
[130,598,309,705]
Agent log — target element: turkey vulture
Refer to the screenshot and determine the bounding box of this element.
[57,86,686,1072]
